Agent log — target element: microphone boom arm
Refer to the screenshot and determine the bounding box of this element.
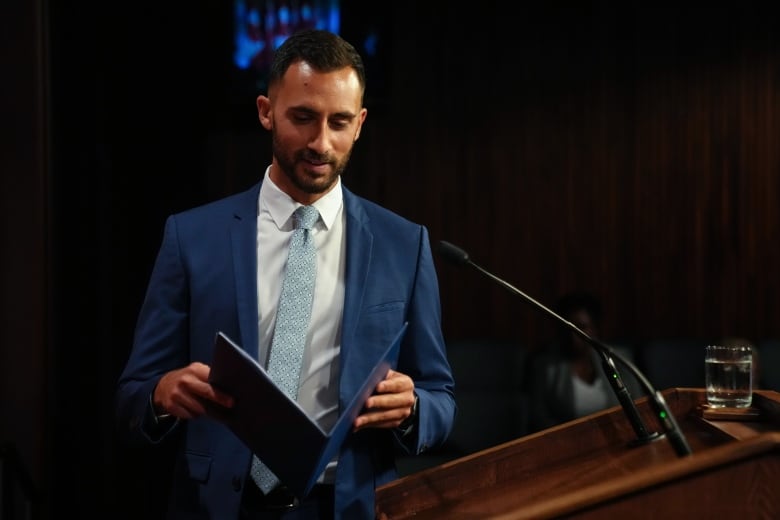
[442,241,693,457]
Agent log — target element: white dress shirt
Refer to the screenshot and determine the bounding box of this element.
[256,167,346,481]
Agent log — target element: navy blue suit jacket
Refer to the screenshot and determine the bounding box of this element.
[116,181,456,519]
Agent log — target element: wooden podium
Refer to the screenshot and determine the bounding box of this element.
[376,388,780,519]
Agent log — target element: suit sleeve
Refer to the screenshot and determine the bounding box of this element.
[395,226,456,454]
[115,215,191,445]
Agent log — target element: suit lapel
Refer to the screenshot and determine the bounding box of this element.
[231,182,262,358]
[340,190,372,382]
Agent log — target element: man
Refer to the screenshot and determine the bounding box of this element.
[116,29,456,519]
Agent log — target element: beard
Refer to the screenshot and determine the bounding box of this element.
[272,128,354,195]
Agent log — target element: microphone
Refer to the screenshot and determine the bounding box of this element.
[437,240,692,457]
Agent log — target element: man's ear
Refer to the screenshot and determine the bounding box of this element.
[353,107,368,142]
[256,95,272,130]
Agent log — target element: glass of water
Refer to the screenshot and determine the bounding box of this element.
[705,344,753,408]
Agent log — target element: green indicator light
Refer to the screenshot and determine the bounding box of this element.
[659,411,668,419]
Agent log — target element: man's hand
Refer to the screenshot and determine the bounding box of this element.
[153,362,234,419]
[353,369,416,431]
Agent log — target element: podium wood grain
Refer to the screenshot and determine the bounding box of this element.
[376,388,780,519]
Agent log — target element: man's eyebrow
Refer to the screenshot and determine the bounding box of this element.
[288,105,317,115]
[331,111,357,120]
[288,106,357,119]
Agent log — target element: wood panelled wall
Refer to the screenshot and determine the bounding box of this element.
[304,4,780,347]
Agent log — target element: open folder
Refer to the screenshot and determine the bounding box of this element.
[208,322,409,498]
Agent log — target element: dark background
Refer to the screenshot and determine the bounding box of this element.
[3,1,779,518]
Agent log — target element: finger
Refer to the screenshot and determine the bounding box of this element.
[158,365,231,419]
[353,409,406,431]
[376,371,413,394]
[353,418,400,432]
[364,389,415,411]
[185,364,234,408]
[200,367,235,408]
[161,379,209,418]
[364,393,398,411]
[166,394,209,419]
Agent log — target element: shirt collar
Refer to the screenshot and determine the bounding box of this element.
[259,166,343,231]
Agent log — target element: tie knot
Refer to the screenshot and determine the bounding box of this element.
[294,205,319,230]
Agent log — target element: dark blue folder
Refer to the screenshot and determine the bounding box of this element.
[209,322,408,498]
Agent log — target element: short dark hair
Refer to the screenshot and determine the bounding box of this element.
[268,29,366,96]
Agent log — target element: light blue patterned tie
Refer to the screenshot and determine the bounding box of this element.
[251,205,320,494]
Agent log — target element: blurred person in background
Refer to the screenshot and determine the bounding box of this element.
[524,290,643,433]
